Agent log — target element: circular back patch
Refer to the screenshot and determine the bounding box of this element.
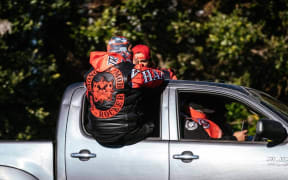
[185,120,198,131]
[86,66,125,119]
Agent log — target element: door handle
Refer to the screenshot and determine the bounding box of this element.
[173,151,199,163]
[71,149,96,161]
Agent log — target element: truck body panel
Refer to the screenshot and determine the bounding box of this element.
[64,84,169,180]
[0,81,288,180]
[0,142,53,180]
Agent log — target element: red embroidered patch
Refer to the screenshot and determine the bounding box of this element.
[92,77,114,104]
[86,67,125,119]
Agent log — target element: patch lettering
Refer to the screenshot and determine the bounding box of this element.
[142,70,153,83]
[107,55,118,65]
[197,118,210,129]
[131,69,140,79]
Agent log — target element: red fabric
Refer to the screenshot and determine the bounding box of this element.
[167,68,178,80]
[132,44,150,60]
[189,107,222,139]
[89,51,164,88]
[161,68,178,80]
[131,64,164,88]
[132,45,178,80]
[90,51,128,72]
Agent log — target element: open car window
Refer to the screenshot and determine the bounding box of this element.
[82,92,162,139]
[178,92,267,142]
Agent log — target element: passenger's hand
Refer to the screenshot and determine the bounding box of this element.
[233,130,248,141]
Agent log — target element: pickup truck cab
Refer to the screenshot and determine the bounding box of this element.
[0,80,288,180]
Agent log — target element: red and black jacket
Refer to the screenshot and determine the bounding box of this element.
[85,51,164,146]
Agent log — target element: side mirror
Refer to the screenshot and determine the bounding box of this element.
[256,119,288,147]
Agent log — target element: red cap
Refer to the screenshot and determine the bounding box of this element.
[132,44,150,60]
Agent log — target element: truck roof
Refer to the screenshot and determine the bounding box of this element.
[166,80,250,95]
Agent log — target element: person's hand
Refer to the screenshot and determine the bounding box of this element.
[233,130,248,141]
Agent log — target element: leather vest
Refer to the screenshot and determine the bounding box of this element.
[85,62,144,145]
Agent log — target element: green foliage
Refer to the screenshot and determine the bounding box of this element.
[0,0,84,140]
[205,12,263,61]
[225,102,259,136]
[1,0,288,139]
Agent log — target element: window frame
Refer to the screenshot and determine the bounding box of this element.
[81,91,164,141]
[174,86,280,144]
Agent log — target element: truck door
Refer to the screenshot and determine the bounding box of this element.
[169,88,288,180]
[170,141,288,180]
[64,87,169,180]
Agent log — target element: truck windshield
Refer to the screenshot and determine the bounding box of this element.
[247,88,288,121]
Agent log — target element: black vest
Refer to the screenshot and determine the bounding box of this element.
[85,62,145,146]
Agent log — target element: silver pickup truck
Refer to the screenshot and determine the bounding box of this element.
[1,80,288,180]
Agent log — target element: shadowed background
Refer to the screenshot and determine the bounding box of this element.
[1,0,288,140]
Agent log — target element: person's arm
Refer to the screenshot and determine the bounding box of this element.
[131,64,164,88]
[168,68,178,80]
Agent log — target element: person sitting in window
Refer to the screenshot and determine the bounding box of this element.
[132,44,177,80]
[84,36,165,147]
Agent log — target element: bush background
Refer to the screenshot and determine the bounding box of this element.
[1,0,288,140]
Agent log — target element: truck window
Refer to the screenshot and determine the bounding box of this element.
[142,93,161,138]
[82,94,161,138]
[178,92,266,142]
